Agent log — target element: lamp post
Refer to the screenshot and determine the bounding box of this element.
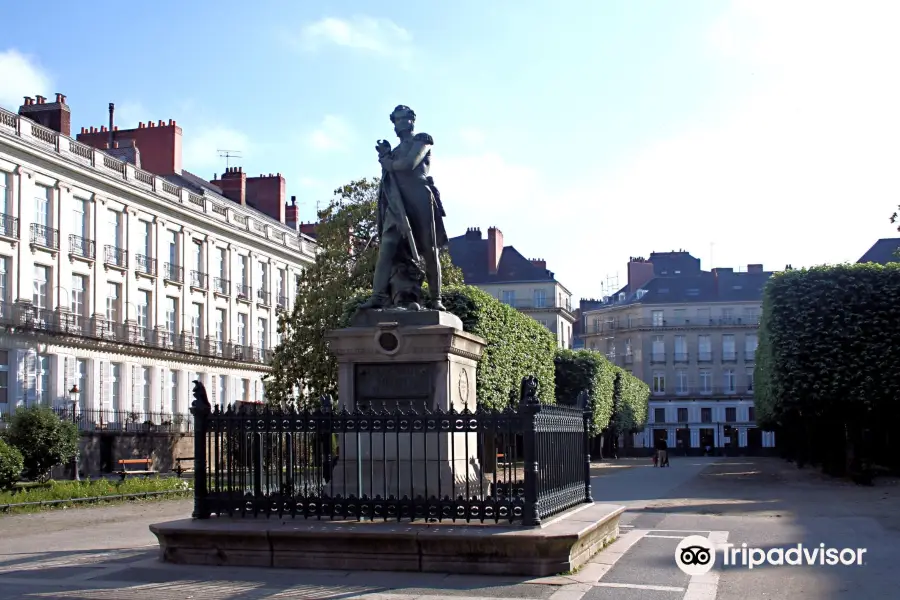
[69,384,80,481]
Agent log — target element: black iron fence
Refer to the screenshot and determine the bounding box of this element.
[190,377,593,526]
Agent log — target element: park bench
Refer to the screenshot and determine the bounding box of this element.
[116,458,156,480]
[173,456,194,477]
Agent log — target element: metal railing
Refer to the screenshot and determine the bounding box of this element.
[164,263,183,283]
[587,316,761,335]
[190,377,593,525]
[651,385,753,398]
[135,254,157,276]
[68,234,95,259]
[277,295,289,310]
[0,213,18,239]
[214,277,230,295]
[47,407,194,433]
[30,223,59,250]
[0,302,274,365]
[190,271,208,290]
[256,289,271,306]
[104,245,127,268]
[236,284,251,301]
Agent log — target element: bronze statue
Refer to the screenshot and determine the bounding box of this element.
[359,105,448,311]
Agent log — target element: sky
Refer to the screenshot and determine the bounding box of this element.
[1,0,899,302]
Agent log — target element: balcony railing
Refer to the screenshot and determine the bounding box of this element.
[585,315,761,336]
[0,213,18,239]
[651,386,753,398]
[135,254,157,276]
[190,271,208,290]
[698,352,713,362]
[256,289,271,306]
[47,407,194,433]
[673,352,689,363]
[236,284,251,301]
[650,352,666,364]
[214,277,230,295]
[722,351,738,362]
[104,245,127,268]
[0,302,274,365]
[508,299,574,312]
[68,235,95,259]
[164,263,183,283]
[276,295,289,310]
[30,223,59,250]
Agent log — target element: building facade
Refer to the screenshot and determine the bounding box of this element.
[581,251,776,454]
[0,95,317,422]
[448,227,576,348]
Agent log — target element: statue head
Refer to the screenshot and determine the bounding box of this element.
[390,105,416,136]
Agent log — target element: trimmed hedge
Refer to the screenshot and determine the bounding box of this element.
[342,285,557,409]
[756,263,900,476]
[554,350,649,436]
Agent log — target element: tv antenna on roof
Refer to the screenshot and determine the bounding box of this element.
[217,149,242,170]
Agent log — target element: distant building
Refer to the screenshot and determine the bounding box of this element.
[858,238,900,264]
[571,298,605,350]
[448,227,576,348]
[581,250,776,454]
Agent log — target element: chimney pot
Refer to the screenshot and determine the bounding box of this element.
[35,95,45,104]
[113,141,119,148]
[23,96,32,106]
[158,120,164,127]
[113,126,118,131]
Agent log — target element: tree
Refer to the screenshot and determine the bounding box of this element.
[0,438,24,490]
[266,178,463,406]
[6,406,78,482]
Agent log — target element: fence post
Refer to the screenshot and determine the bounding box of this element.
[519,375,542,527]
[190,380,211,519]
[578,390,594,503]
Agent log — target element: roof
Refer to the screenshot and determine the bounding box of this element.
[447,233,558,285]
[858,238,900,264]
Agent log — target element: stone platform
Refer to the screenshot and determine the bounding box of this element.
[149,502,624,577]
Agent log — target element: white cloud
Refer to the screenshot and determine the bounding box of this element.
[458,128,486,146]
[0,49,51,109]
[308,115,354,152]
[290,16,412,61]
[111,101,147,129]
[182,126,252,172]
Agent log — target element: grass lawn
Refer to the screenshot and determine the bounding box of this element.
[0,477,192,514]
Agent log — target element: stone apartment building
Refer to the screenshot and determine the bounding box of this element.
[0,94,317,427]
[581,250,777,454]
[448,227,576,348]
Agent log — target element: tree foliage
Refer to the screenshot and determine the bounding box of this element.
[755,263,900,477]
[5,406,78,482]
[0,438,24,490]
[265,178,462,405]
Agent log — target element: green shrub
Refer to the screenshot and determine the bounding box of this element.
[0,438,24,490]
[613,368,650,434]
[6,406,79,482]
[554,349,615,434]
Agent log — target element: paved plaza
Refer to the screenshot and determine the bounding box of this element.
[1,457,898,599]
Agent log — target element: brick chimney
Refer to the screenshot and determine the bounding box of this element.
[465,227,482,240]
[627,256,655,293]
[18,93,71,136]
[285,196,300,230]
[531,258,547,270]
[212,167,247,205]
[747,264,763,274]
[299,223,318,239]
[487,226,503,274]
[246,173,286,223]
[76,118,182,175]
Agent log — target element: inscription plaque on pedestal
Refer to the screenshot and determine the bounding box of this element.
[354,362,433,412]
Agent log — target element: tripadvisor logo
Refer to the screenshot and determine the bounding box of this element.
[675,536,868,573]
[675,536,716,576]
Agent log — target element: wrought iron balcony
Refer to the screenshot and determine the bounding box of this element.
[135,254,157,276]
[256,289,271,306]
[673,352,690,363]
[68,235,95,259]
[0,213,18,239]
[164,263,183,283]
[190,271,208,290]
[650,352,666,364]
[214,277,230,295]
[236,284,251,301]
[276,295,289,310]
[30,224,59,250]
[104,245,127,268]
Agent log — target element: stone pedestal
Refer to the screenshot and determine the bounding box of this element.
[325,309,486,500]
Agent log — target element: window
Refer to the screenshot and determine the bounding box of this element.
[168,370,178,413]
[534,288,547,308]
[240,255,249,286]
[724,369,736,393]
[652,371,665,394]
[673,308,687,323]
[677,407,688,423]
[215,308,226,352]
[110,363,122,412]
[140,220,152,257]
[652,335,665,361]
[74,359,87,408]
[71,275,86,316]
[744,334,758,359]
[137,290,151,337]
[258,317,268,349]
[238,313,248,345]
[699,369,712,393]
[701,407,712,423]
[744,307,760,323]
[654,408,665,423]
[0,172,8,216]
[624,338,632,356]
[748,406,756,422]
[166,230,178,265]
[676,369,688,394]
[165,297,178,333]
[34,186,51,228]
[218,375,227,405]
[241,378,251,402]
[722,334,736,360]
[218,247,228,279]
[746,367,755,391]
[259,262,268,291]
[191,302,203,339]
[726,407,737,422]
[72,198,88,239]
[722,308,735,323]
[36,354,50,405]
[107,209,122,248]
[0,350,9,404]
[0,256,10,306]
[501,290,515,305]
[141,366,151,412]
[277,268,286,300]
[106,283,120,323]
[33,265,50,309]
[696,308,711,322]
[651,310,664,326]
[193,241,203,273]
[698,335,712,361]
[674,335,687,360]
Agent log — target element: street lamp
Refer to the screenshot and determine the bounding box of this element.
[69,384,80,481]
